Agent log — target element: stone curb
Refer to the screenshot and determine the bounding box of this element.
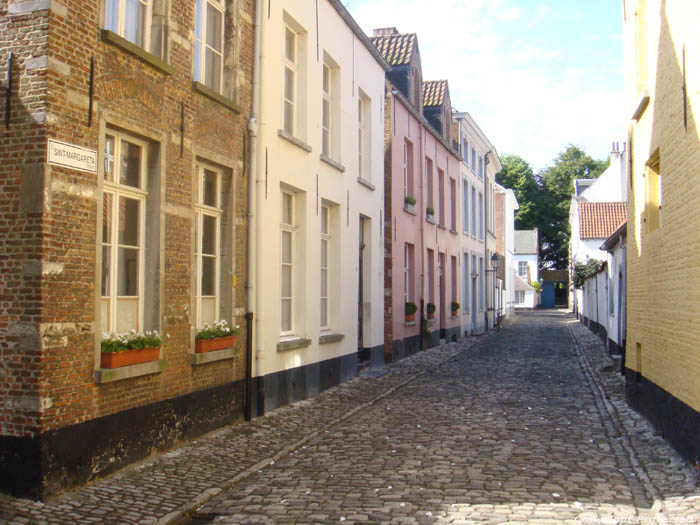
[161,333,492,524]
[567,322,663,515]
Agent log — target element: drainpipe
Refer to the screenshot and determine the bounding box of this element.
[484,151,491,331]
[245,0,263,420]
[418,106,425,351]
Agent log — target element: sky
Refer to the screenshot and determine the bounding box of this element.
[345,0,626,173]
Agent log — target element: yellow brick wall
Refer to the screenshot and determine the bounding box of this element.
[625,0,700,412]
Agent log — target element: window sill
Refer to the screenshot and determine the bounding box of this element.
[95,358,167,384]
[191,347,235,365]
[450,228,458,235]
[404,321,417,327]
[319,332,345,345]
[192,82,241,113]
[278,130,312,152]
[632,89,650,121]
[426,216,436,224]
[357,177,375,191]
[277,337,312,352]
[437,224,447,231]
[100,30,174,75]
[320,154,346,172]
[403,204,416,215]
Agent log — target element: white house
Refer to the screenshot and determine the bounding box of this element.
[249,0,389,413]
[501,187,518,316]
[601,222,627,357]
[513,229,539,309]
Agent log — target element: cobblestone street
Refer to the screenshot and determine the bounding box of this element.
[2,312,699,524]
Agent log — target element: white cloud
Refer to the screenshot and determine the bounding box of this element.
[346,0,625,171]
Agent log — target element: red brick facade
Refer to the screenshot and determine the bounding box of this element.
[1,0,254,498]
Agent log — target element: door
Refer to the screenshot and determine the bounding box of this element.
[471,276,477,332]
[358,217,366,351]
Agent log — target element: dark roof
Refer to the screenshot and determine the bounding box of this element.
[369,33,417,66]
[423,80,447,107]
[578,202,627,239]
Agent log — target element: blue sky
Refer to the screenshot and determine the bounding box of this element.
[345,0,626,172]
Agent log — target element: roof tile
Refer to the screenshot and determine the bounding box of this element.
[423,80,447,107]
[578,202,627,239]
[369,33,416,66]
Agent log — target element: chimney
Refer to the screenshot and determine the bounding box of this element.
[610,141,621,160]
[373,27,399,37]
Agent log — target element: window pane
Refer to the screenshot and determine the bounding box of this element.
[116,298,138,332]
[103,193,113,244]
[202,214,216,255]
[281,298,291,332]
[201,256,216,295]
[102,246,111,297]
[321,208,328,234]
[321,268,327,296]
[284,100,294,135]
[206,3,222,51]
[118,197,139,247]
[284,67,294,102]
[320,299,327,327]
[201,297,216,325]
[194,40,202,82]
[323,65,330,93]
[202,168,217,207]
[285,28,295,62]
[281,265,291,297]
[321,239,327,267]
[282,231,292,263]
[100,298,110,333]
[105,0,119,32]
[120,140,141,188]
[282,194,292,225]
[123,0,147,48]
[118,247,139,296]
[104,136,115,181]
[205,47,222,92]
[194,0,203,39]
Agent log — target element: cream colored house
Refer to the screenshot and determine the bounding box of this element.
[249,0,389,412]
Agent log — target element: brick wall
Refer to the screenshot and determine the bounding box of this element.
[1,0,254,494]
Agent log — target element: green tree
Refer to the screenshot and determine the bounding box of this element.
[496,155,542,230]
[538,145,609,269]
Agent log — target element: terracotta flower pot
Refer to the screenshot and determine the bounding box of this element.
[405,313,416,323]
[427,312,435,319]
[195,335,235,353]
[100,346,160,369]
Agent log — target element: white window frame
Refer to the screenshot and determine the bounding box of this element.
[281,192,296,335]
[462,178,469,233]
[105,0,152,50]
[195,162,222,329]
[471,186,476,236]
[320,205,330,330]
[470,146,476,172]
[518,261,528,278]
[478,191,484,240]
[101,131,148,334]
[322,62,332,157]
[283,25,298,136]
[463,252,469,313]
[194,0,225,94]
[515,290,525,304]
[479,257,484,311]
[358,90,371,182]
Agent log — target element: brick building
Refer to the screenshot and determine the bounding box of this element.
[623,0,700,464]
[0,0,253,498]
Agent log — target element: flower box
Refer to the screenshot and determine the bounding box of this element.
[427,312,435,319]
[405,313,416,323]
[100,346,160,369]
[195,335,235,353]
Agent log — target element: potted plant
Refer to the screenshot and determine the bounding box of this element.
[426,205,435,217]
[195,319,239,353]
[404,195,416,208]
[426,302,436,319]
[451,301,460,317]
[405,301,417,322]
[101,330,162,369]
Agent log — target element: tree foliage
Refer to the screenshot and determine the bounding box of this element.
[573,258,603,289]
[497,145,609,270]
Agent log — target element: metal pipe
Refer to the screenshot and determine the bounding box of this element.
[245,0,263,417]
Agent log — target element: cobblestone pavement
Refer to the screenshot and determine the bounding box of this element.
[2,312,699,524]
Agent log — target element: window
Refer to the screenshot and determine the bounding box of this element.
[438,168,445,226]
[478,192,484,240]
[358,90,371,181]
[518,261,528,278]
[404,140,414,199]
[427,249,434,305]
[426,157,434,217]
[281,192,295,334]
[320,205,330,328]
[195,163,222,328]
[283,26,297,135]
[322,63,332,157]
[470,146,476,172]
[101,132,148,333]
[515,291,525,304]
[105,0,151,50]
[321,56,340,160]
[404,243,415,304]
[462,252,469,313]
[450,178,456,231]
[645,150,661,231]
[462,179,469,233]
[478,155,484,179]
[479,257,484,311]
[470,186,476,236]
[194,0,224,93]
[451,256,457,309]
